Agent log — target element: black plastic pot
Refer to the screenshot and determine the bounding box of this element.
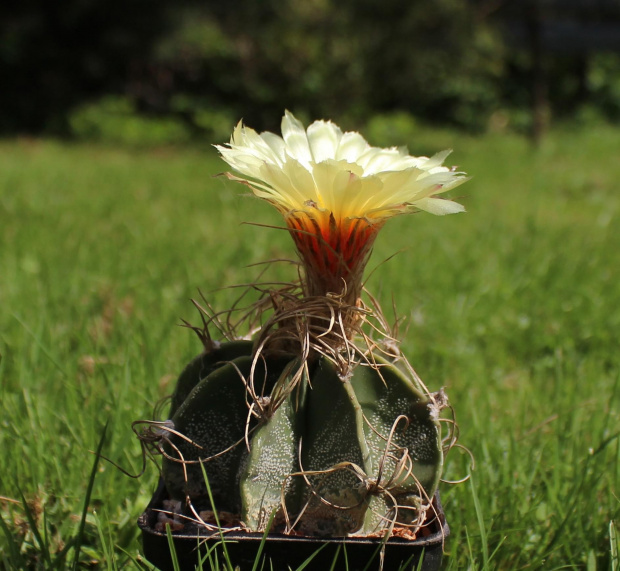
[138,481,449,571]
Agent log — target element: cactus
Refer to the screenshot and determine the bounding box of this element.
[142,111,468,539]
[161,344,444,536]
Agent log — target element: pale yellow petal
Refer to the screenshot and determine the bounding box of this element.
[258,161,316,211]
[357,147,412,175]
[216,146,268,178]
[307,159,374,217]
[310,160,342,211]
[343,174,383,218]
[282,160,319,206]
[307,120,343,163]
[282,110,312,165]
[413,197,465,215]
[260,131,287,163]
[424,149,452,169]
[372,168,426,207]
[335,131,369,162]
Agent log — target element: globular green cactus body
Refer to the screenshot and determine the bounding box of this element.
[162,342,443,536]
[163,350,291,514]
[168,340,254,417]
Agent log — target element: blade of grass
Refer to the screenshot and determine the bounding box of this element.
[12,313,67,378]
[611,520,618,571]
[17,487,53,568]
[328,544,341,571]
[251,508,277,571]
[0,512,26,568]
[199,462,234,571]
[586,549,596,571]
[293,542,328,570]
[165,524,182,571]
[487,535,507,565]
[71,421,108,570]
[42,509,51,563]
[470,475,490,570]
[118,544,155,570]
[92,510,117,571]
[463,526,475,566]
[360,543,383,571]
[414,550,424,571]
[396,551,417,571]
[342,541,349,571]
[543,433,615,558]
[51,535,77,568]
[196,539,221,570]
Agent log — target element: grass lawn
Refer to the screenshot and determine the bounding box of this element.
[1,123,619,569]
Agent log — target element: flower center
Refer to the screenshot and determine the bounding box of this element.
[285,208,383,306]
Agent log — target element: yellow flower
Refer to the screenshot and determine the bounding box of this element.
[217,111,468,302]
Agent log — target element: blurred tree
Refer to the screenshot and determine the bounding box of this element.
[494,0,620,137]
[339,0,505,129]
[129,0,503,133]
[3,0,620,138]
[0,0,179,133]
[135,0,367,132]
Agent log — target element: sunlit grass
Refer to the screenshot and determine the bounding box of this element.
[1,123,619,568]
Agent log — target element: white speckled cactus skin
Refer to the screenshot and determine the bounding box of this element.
[161,343,443,537]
